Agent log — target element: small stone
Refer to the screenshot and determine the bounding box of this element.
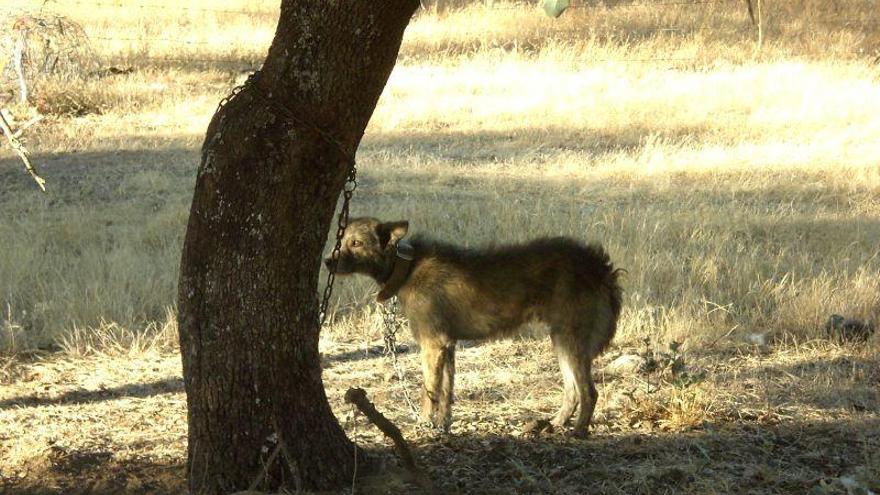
[604,354,647,375]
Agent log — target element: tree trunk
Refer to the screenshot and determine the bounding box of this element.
[177,1,419,493]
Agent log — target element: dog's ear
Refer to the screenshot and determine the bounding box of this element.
[377,220,409,249]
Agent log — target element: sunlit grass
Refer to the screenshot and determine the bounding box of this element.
[0,0,878,354]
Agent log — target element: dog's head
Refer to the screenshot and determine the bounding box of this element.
[324,217,409,280]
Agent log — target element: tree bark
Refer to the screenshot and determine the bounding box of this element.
[177,1,419,493]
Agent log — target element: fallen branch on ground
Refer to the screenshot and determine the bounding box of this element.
[344,387,435,493]
[0,109,46,191]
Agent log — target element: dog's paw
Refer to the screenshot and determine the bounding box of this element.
[433,418,452,435]
[564,427,591,440]
[415,418,450,436]
[421,423,450,436]
[522,419,554,437]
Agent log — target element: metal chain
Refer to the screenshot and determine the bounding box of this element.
[381,297,420,419]
[214,75,250,115]
[213,70,358,329]
[319,166,357,327]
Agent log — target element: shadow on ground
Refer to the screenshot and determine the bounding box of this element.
[744,354,880,414]
[0,377,183,410]
[409,418,880,494]
[322,343,413,367]
[1,453,185,495]
[3,417,876,494]
[0,145,199,203]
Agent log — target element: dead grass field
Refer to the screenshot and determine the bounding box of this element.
[1,0,879,493]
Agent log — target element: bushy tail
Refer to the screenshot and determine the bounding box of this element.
[598,268,624,355]
[589,245,624,355]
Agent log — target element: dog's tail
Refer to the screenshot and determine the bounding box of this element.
[602,267,624,352]
[587,245,624,356]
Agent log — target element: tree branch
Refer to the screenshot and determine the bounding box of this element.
[0,109,46,191]
[344,387,436,493]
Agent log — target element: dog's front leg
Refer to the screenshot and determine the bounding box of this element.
[419,340,447,430]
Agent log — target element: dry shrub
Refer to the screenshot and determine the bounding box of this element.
[1,13,101,112]
[28,81,106,116]
[57,307,178,357]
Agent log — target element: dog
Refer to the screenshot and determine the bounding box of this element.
[325,217,622,435]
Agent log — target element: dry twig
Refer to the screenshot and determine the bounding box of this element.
[0,109,46,191]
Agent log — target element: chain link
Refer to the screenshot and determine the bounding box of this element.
[381,297,420,419]
[319,166,357,327]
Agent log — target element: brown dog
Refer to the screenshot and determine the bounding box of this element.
[325,217,622,435]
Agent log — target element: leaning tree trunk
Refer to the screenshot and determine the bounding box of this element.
[177,1,419,492]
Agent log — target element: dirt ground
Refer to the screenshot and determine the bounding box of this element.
[2,334,878,494]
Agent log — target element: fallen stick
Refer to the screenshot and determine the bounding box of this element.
[0,109,46,191]
[13,115,44,138]
[344,387,435,493]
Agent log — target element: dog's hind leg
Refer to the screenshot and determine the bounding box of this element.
[550,333,579,428]
[572,361,598,436]
[419,342,442,425]
[437,342,456,431]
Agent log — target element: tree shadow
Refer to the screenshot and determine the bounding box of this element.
[0,121,704,190]
[103,52,264,75]
[0,145,199,200]
[0,122,675,202]
[0,377,183,410]
[322,343,413,368]
[739,354,880,413]
[0,451,185,495]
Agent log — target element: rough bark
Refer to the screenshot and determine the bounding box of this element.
[177,1,419,493]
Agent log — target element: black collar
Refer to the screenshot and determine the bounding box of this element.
[377,240,414,301]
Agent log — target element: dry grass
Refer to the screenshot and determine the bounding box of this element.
[1,0,879,493]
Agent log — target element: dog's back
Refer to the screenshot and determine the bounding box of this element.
[399,236,622,357]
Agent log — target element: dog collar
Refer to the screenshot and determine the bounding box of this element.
[377,240,414,302]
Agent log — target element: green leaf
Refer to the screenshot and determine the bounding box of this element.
[543,0,570,18]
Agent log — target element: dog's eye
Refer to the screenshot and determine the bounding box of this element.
[351,240,363,248]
